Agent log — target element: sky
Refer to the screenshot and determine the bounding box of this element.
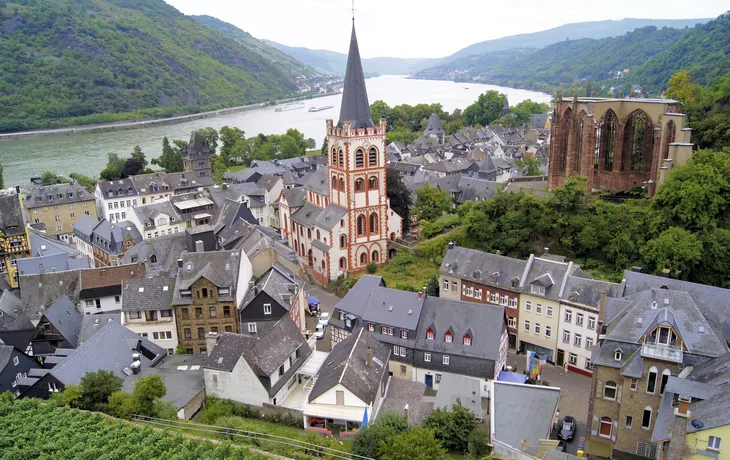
[164,0,728,59]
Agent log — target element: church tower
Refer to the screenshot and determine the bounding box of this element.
[326,23,396,270]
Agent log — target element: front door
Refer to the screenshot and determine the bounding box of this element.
[425,374,433,389]
[557,349,565,367]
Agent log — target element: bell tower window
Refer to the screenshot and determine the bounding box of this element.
[355,149,364,168]
[369,147,377,166]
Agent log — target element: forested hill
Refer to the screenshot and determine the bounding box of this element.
[190,15,317,77]
[416,25,691,94]
[0,0,296,133]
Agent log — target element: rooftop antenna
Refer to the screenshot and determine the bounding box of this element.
[352,0,355,21]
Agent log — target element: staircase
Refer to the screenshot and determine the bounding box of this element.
[299,375,318,409]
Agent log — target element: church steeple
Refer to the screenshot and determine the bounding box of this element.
[338,24,374,129]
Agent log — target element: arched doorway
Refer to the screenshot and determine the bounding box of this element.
[360,252,368,265]
[389,248,397,259]
[371,250,379,263]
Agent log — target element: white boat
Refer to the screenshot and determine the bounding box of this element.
[274,101,305,112]
[308,105,334,112]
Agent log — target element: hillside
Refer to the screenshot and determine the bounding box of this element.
[445,17,711,62]
[190,15,317,77]
[416,26,690,94]
[265,41,438,76]
[0,0,296,132]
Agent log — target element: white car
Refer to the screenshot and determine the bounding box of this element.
[318,312,330,327]
[315,324,326,340]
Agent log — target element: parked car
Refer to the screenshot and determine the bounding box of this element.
[318,312,330,327]
[315,324,326,340]
[558,416,576,441]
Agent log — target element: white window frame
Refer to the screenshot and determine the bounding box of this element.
[547,305,553,317]
[524,320,530,332]
[565,309,572,323]
[604,381,618,400]
[443,279,449,290]
[400,330,408,339]
[586,337,594,350]
[569,353,577,365]
[576,313,584,327]
[525,301,531,312]
[545,325,552,337]
[424,352,431,362]
[709,436,722,451]
[588,316,596,330]
[536,304,542,315]
[263,304,272,315]
[563,330,570,343]
[574,334,582,347]
[508,316,516,328]
[442,355,450,365]
[248,323,257,334]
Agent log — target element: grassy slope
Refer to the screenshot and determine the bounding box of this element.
[0,0,296,132]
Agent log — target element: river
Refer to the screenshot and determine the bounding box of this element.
[0,76,550,187]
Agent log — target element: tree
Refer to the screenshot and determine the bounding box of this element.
[152,137,185,173]
[515,156,542,176]
[386,169,412,232]
[643,227,703,280]
[552,176,588,214]
[79,370,123,411]
[666,70,697,104]
[379,427,448,460]
[69,173,97,192]
[424,400,478,452]
[122,158,145,177]
[107,390,134,419]
[52,383,82,408]
[352,412,408,459]
[131,145,147,168]
[0,163,4,189]
[100,152,126,180]
[367,262,378,274]
[131,374,167,417]
[197,127,219,153]
[305,137,316,150]
[219,126,246,165]
[413,184,452,222]
[426,274,439,297]
[468,430,490,458]
[320,136,328,155]
[463,90,507,127]
[514,99,551,115]
[40,170,62,185]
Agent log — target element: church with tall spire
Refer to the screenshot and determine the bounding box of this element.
[278,21,402,285]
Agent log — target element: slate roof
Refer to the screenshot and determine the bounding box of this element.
[303,166,329,196]
[664,375,720,400]
[492,381,560,450]
[290,202,323,228]
[441,247,527,292]
[131,201,182,229]
[424,113,445,135]
[46,320,166,386]
[78,313,121,343]
[338,25,375,129]
[29,231,81,258]
[204,317,312,397]
[97,178,136,197]
[423,157,475,174]
[19,269,82,321]
[235,222,299,265]
[334,280,424,331]
[184,131,211,160]
[416,296,505,361]
[72,214,101,239]
[213,200,259,248]
[43,296,83,348]
[0,345,14,373]
[90,219,143,256]
[256,174,282,192]
[312,204,347,231]
[0,290,22,319]
[22,182,92,208]
[122,354,205,411]
[311,239,331,253]
[122,278,175,312]
[119,233,186,275]
[523,257,574,301]
[456,177,500,203]
[282,187,306,208]
[590,340,641,369]
[0,195,24,236]
[309,328,390,404]
[605,288,728,358]
[561,276,622,310]
[241,264,301,312]
[173,250,243,305]
[434,374,482,417]
[17,254,89,276]
[79,263,146,299]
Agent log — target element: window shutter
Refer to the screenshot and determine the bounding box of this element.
[596,379,603,398]
[616,384,622,404]
[591,416,598,436]
[611,420,618,442]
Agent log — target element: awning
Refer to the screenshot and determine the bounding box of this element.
[303,403,367,423]
[306,296,320,306]
[299,350,328,377]
[497,371,527,384]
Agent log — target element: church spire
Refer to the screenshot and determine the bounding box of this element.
[338,23,375,129]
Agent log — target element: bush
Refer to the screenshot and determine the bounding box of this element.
[424,400,478,452]
[366,262,378,274]
[468,430,490,458]
[107,390,135,419]
[352,412,408,458]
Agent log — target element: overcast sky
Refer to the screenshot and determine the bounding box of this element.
[165,0,728,59]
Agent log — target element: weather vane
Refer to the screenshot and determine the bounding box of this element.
[352,0,355,21]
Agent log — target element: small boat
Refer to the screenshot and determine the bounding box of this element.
[274,101,305,112]
[308,105,334,112]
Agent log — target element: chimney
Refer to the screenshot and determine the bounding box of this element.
[130,361,141,375]
[206,332,219,356]
[662,268,671,278]
[418,290,423,300]
[675,396,691,418]
[544,247,549,255]
[367,347,373,367]
[177,258,183,268]
[598,291,607,343]
[447,241,454,250]
[667,396,690,460]
[195,240,205,253]
[495,250,501,256]
[132,353,141,362]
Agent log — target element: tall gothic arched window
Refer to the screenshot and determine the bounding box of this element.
[355,178,365,192]
[368,176,378,190]
[369,212,378,233]
[357,215,365,235]
[368,147,377,166]
[355,149,364,168]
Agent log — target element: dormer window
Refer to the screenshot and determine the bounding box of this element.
[531,284,546,295]
[445,332,453,343]
[463,335,472,346]
[614,350,623,361]
[426,329,435,340]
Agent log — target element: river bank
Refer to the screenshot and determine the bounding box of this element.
[0,92,335,140]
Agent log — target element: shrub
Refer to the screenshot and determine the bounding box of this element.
[366,262,377,274]
[424,400,478,452]
[468,430,490,458]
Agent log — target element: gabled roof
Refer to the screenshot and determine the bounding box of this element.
[17,254,89,276]
[79,263,146,300]
[334,280,425,331]
[0,195,24,236]
[312,204,347,231]
[185,131,211,160]
[441,247,527,292]
[522,257,574,300]
[132,201,182,229]
[19,270,82,322]
[213,200,259,248]
[241,264,301,312]
[78,313,121,343]
[492,381,560,450]
[256,174,282,192]
[561,276,622,310]
[72,214,102,239]
[42,296,83,348]
[97,178,136,197]
[0,290,23,319]
[309,328,390,404]
[338,24,375,130]
[22,182,92,208]
[29,231,81,258]
[282,187,306,208]
[290,202,323,228]
[303,166,329,196]
[122,278,175,312]
[424,113,444,135]
[173,250,243,305]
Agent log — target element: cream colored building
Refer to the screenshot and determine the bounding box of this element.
[21,182,98,241]
[121,277,178,354]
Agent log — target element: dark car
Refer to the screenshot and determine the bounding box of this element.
[558,416,576,441]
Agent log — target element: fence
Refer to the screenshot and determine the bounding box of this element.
[131,414,371,460]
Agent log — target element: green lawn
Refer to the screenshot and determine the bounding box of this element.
[226,164,247,173]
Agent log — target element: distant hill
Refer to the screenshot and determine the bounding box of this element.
[0,0,296,132]
[190,15,317,77]
[444,18,712,62]
[265,41,438,76]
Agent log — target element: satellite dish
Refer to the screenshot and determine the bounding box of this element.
[691,420,704,429]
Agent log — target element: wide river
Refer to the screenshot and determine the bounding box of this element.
[0,75,550,186]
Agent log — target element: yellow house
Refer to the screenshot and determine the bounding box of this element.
[0,194,31,288]
[685,426,729,460]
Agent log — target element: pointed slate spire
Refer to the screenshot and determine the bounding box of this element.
[338,24,375,129]
[186,131,210,159]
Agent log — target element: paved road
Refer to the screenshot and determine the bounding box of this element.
[506,350,592,455]
[304,286,341,352]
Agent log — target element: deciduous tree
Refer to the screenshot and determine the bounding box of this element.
[424,399,478,452]
[379,426,448,460]
[413,184,452,222]
[79,370,123,411]
[386,169,412,232]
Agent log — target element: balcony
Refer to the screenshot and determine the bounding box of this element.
[641,342,683,364]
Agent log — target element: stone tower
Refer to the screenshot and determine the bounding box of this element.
[326,24,392,269]
[183,131,212,178]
